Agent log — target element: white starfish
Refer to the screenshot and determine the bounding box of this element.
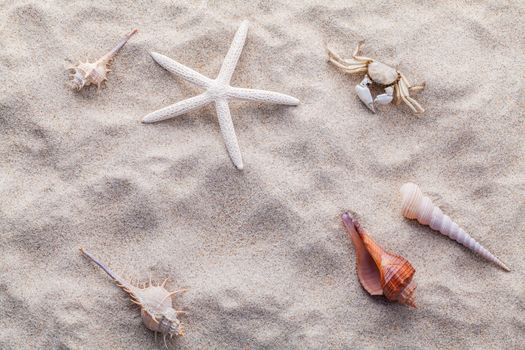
[142,20,300,170]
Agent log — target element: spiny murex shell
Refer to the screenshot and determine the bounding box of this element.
[341,212,417,307]
[80,248,186,346]
[400,182,510,271]
[68,29,137,91]
[368,61,399,85]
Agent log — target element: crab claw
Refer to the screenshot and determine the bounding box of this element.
[355,75,375,113]
[374,86,394,105]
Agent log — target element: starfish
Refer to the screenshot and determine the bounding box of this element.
[142,20,300,170]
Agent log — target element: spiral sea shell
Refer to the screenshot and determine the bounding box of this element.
[341,212,417,307]
[400,182,510,271]
[80,248,186,347]
[68,29,137,91]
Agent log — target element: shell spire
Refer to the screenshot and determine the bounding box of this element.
[80,248,185,345]
[341,212,417,307]
[68,29,138,91]
[400,183,510,271]
[99,28,138,65]
[80,248,136,294]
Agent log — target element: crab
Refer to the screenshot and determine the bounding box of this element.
[327,41,425,114]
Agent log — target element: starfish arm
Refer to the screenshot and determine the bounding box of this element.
[216,20,249,84]
[150,52,213,88]
[142,93,211,123]
[215,98,243,170]
[228,87,300,105]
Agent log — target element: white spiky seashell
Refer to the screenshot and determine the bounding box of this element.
[80,248,186,347]
[68,29,137,91]
[400,182,510,271]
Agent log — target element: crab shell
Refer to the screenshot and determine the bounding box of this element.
[367,61,399,86]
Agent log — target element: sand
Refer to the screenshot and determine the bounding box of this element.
[0,0,524,349]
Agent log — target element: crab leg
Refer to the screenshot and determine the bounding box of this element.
[398,94,420,113]
[409,83,426,93]
[329,59,368,73]
[327,47,369,73]
[352,41,374,62]
[394,83,402,105]
[326,47,348,63]
[407,97,424,113]
[328,49,366,66]
[402,91,424,113]
[399,94,418,113]
[399,72,425,93]
[353,41,364,56]
[398,79,424,113]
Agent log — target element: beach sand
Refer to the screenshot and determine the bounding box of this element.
[0,0,524,348]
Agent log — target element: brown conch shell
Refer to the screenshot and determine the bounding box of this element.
[68,29,137,91]
[80,248,186,346]
[341,212,416,307]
